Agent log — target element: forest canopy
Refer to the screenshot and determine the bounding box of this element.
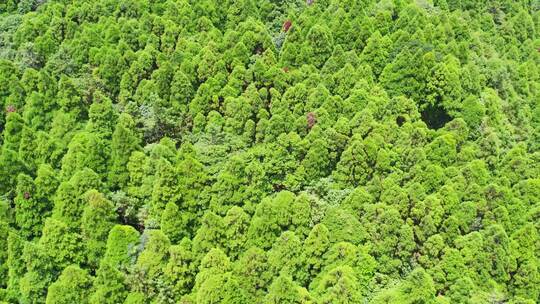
[0,0,539,303]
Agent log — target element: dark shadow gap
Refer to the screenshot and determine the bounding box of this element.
[421,103,452,129]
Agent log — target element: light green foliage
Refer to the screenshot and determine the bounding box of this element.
[38,218,84,269]
[196,271,247,304]
[264,274,311,304]
[45,265,92,304]
[52,168,103,230]
[149,158,179,225]
[164,239,197,298]
[233,246,272,301]
[90,262,130,304]
[5,232,25,301]
[3,112,24,152]
[14,173,39,239]
[103,225,140,268]
[60,131,108,179]
[267,231,303,278]
[86,95,117,140]
[0,1,537,303]
[372,268,436,303]
[0,220,9,289]
[81,190,116,269]
[161,201,189,244]
[312,265,364,304]
[360,31,391,77]
[136,230,171,275]
[89,225,140,304]
[300,224,330,285]
[222,206,250,258]
[247,191,301,249]
[109,113,141,190]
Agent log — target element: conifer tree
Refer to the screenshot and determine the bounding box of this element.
[81,190,116,269]
[109,113,141,190]
[45,265,92,304]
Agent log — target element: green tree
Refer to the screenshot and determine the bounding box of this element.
[3,112,24,152]
[302,24,334,68]
[38,218,84,270]
[5,232,25,301]
[312,266,363,304]
[300,224,330,285]
[90,225,140,304]
[134,230,171,292]
[234,246,271,301]
[0,148,23,195]
[45,265,92,304]
[164,239,197,299]
[333,136,377,187]
[52,168,103,230]
[360,31,391,77]
[161,202,190,244]
[149,158,179,226]
[372,268,436,303]
[102,225,140,268]
[267,231,303,278]
[60,132,108,179]
[264,274,311,304]
[81,190,116,269]
[86,94,117,140]
[14,174,40,239]
[222,206,250,258]
[90,262,130,304]
[109,113,141,190]
[0,220,9,290]
[18,126,38,172]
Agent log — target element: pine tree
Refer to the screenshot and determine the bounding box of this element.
[5,232,25,301]
[108,113,141,190]
[102,225,140,268]
[360,31,391,78]
[0,219,9,289]
[164,239,197,299]
[86,94,117,140]
[45,265,92,304]
[18,126,38,172]
[303,24,334,68]
[267,231,303,279]
[90,262,130,304]
[52,168,102,230]
[0,148,23,195]
[313,266,363,304]
[3,112,24,152]
[81,190,116,269]
[135,230,171,284]
[149,158,179,226]
[264,274,311,304]
[60,132,108,179]
[234,247,271,301]
[14,174,42,239]
[161,201,190,244]
[300,224,330,285]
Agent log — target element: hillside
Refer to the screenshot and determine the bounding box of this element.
[0,0,539,303]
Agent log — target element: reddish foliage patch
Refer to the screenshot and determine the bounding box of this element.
[6,105,16,113]
[283,20,292,33]
[307,112,317,129]
[283,66,289,73]
[23,192,31,200]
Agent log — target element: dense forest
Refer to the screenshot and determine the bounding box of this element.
[0,0,539,303]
